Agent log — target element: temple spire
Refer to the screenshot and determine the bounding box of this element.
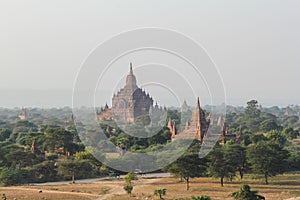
[125,62,137,90]
[197,97,200,108]
[129,62,133,75]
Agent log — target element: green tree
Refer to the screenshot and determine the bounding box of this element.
[243,100,261,133]
[123,172,137,196]
[166,144,207,190]
[30,161,58,182]
[259,119,279,132]
[0,167,21,186]
[44,127,73,154]
[207,145,236,186]
[281,127,299,140]
[0,129,11,141]
[57,160,96,183]
[265,130,287,146]
[124,172,137,184]
[224,144,247,180]
[230,184,265,200]
[245,100,261,118]
[154,188,166,199]
[123,184,133,196]
[246,141,289,184]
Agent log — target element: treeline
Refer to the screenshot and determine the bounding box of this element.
[0,118,108,185]
[0,100,299,187]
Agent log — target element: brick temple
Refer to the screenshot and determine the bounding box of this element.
[97,63,162,123]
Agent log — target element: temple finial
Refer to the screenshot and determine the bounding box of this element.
[129,62,133,75]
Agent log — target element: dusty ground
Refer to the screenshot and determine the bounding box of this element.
[0,174,300,200]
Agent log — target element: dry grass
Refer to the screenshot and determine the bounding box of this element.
[0,174,300,200]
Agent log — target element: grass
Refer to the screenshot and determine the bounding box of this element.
[0,173,299,200]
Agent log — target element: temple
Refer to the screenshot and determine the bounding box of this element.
[97,63,162,123]
[168,98,210,143]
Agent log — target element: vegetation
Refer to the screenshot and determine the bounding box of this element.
[0,99,299,197]
[154,188,166,199]
[165,141,207,190]
[230,184,265,200]
[123,172,137,196]
[191,195,211,200]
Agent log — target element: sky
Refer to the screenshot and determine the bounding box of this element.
[0,0,299,108]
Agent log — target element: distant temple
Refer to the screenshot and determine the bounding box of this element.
[168,98,210,143]
[19,108,29,120]
[97,63,163,123]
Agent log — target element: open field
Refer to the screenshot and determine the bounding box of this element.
[1,174,300,200]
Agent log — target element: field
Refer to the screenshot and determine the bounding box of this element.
[1,174,300,200]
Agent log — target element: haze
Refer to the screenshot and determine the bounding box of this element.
[0,0,299,107]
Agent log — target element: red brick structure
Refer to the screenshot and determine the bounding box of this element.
[168,98,210,143]
[97,63,156,123]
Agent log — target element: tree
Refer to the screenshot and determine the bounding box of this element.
[57,160,96,183]
[123,172,137,196]
[207,145,236,186]
[243,100,261,133]
[124,172,137,183]
[246,141,289,184]
[0,129,11,141]
[230,184,265,200]
[154,188,166,199]
[0,167,21,186]
[282,127,299,140]
[166,144,207,190]
[123,184,133,196]
[44,127,73,154]
[245,100,261,118]
[259,119,279,132]
[224,144,247,180]
[265,130,287,146]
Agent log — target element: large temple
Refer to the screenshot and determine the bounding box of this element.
[97,63,162,123]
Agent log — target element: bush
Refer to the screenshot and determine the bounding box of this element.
[191,196,211,200]
[123,184,133,195]
[230,184,265,200]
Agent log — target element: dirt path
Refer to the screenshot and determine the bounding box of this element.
[96,178,159,200]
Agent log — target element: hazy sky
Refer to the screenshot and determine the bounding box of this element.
[0,0,299,107]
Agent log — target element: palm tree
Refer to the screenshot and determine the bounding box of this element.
[154,188,166,199]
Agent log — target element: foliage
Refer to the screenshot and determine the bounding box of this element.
[191,196,211,200]
[0,167,21,186]
[57,159,97,183]
[230,184,265,200]
[0,102,299,187]
[123,172,137,196]
[207,144,236,186]
[246,141,289,184]
[123,184,133,195]
[224,144,247,180]
[124,172,137,184]
[165,141,207,190]
[154,188,166,199]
